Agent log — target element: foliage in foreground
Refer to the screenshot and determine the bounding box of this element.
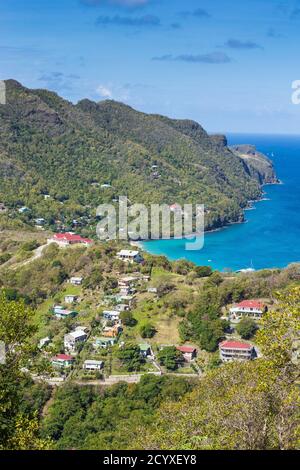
[134,287,300,450]
[41,376,194,450]
[0,293,52,450]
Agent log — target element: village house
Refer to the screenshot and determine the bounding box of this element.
[116,304,130,312]
[116,250,143,264]
[119,286,135,296]
[64,295,78,304]
[64,329,88,353]
[94,337,117,349]
[127,272,150,283]
[118,276,137,288]
[35,218,45,226]
[103,310,121,321]
[119,295,136,308]
[53,306,77,319]
[147,287,158,294]
[39,337,50,349]
[169,203,183,215]
[48,232,93,247]
[70,276,83,286]
[229,300,267,320]
[102,324,122,338]
[219,340,256,362]
[176,346,197,362]
[51,354,74,368]
[18,206,30,214]
[83,360,104,371]
[53,305,64,314]
[139,343,152,357]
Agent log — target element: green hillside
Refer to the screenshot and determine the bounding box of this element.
[0,80,268,233]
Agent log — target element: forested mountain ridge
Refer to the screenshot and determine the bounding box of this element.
[0,80,275,232]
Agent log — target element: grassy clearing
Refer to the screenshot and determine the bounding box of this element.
[152,315,181,345]
[121,296,181,346]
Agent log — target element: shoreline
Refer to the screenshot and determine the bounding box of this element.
[131,185,277,248]
[134,178,282,267]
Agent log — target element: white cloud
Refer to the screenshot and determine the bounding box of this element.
[95,82,154,104]
[96,84,113,98]
[96,83,133,101]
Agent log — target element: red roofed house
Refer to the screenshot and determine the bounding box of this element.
[48,232,93,247]
[51,354,75,368]
[229,300,267,320]
[176,346,197,362]
[169,203,183,215]
[219,340,256,362]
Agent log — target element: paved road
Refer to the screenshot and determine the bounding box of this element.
[34,369,201,387]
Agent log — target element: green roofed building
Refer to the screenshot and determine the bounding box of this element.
[139,343,152,357]
[94,337,117,349]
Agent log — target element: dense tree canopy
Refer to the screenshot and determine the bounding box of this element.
[236,318,258,339]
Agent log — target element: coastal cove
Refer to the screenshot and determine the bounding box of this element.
[142,134,300,272]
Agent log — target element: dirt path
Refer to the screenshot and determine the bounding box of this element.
[11,243,47,270]
[41,387,56,418]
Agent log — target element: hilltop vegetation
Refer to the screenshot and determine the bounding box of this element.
[0,80,276,234]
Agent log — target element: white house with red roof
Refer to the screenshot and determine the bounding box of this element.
[219,340,256,362]
[229,300,267,320]
[176,346,197,362]
[48,232,93,247]
[51,354,75,368]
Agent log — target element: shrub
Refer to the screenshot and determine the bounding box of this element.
[140,323,156,338]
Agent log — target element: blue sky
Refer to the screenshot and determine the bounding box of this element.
[1,0,300,133]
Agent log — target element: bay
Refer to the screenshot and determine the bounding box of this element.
[142,134,300,271]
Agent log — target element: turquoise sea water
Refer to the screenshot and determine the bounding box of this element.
[142,134,300,271]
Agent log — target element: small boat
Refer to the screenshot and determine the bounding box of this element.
[237,268,256,273]
[237,260,255,273]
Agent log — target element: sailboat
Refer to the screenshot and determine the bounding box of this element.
[236,260,255,273]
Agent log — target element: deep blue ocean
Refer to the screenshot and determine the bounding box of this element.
[142,134,300,271]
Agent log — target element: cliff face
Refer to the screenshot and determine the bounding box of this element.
[210,134,228,151]
[230,144,279,185]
